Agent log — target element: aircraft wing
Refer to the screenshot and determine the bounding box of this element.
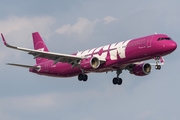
[1,33,105,65]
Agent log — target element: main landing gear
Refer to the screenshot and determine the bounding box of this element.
[155,56,161,70]
[78,73,88,81]
[112,69,123,85]
[78,70,88,81]
[78,69,123,85]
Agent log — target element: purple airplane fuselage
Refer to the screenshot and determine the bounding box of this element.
[1,32,177,85]
[29,34,176,77]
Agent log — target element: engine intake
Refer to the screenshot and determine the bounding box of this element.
[80,57,100,70]
[131,63,151,76]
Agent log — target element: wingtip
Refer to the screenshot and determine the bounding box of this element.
[1,33,7,46]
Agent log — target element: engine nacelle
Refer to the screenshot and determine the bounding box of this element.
[131,63,151,76]
[80,57,100,70]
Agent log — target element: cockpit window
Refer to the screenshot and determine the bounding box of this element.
[165,37,171,40]
[157,37,171,41]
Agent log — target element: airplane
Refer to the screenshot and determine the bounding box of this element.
[1,32,177,85]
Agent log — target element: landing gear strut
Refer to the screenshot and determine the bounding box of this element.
[155,56,161,70]
[112,69,123,85]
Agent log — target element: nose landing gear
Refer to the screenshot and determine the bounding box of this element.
[154,56,162,70]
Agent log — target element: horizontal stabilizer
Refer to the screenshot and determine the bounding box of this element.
[7,63,40,70]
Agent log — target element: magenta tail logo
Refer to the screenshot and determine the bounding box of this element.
[35,41,45,51]
[35,41,46,61]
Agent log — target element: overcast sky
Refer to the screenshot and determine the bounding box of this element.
[0,0,180,120]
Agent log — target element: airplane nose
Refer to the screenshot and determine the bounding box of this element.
[170,41,177,51]
[162,41,177,53]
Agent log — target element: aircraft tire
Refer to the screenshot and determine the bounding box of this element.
[83,74,88,81]
[158,65,161,70]
[78,74,88,81]
[113,78,118,85]
[78,74,83,81]
[117,78,122,85]
[112,77,122,85]
[155,65,161,70]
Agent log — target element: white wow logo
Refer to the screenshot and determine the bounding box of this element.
[77,40,130,60]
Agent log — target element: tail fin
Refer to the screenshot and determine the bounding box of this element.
[32,32,49,64]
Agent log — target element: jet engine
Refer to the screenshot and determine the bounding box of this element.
[131,63,151,76]
[80,57,100,70]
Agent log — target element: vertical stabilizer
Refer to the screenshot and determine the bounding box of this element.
[32,32,49,64]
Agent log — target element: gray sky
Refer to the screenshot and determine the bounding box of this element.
[0,0,180,120]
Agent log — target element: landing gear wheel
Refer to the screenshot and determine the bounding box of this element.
[83,74,88,81]
[78,74,83,81]
[155,65,161,70]
[117,78,122,85]
[113,78,118,85]
[112,77,122,85]
[78,74,88,81]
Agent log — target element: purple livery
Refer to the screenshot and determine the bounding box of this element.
[1,32,177,85]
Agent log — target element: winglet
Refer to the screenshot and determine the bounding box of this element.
[1,33,7,46]
[1,33,17,49]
